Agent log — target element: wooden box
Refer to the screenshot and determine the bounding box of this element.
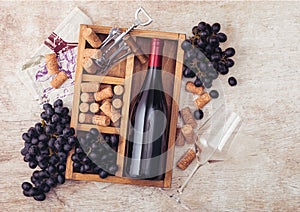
[66,25,185,188]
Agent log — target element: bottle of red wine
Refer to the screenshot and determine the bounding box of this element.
[124,38,169,180]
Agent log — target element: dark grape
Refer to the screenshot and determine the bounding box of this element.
[198,21,206,31]
[192,26,199,35]
[183,67,196,78]
[43,103,52,111]
[224,47,235,57]
[181,39,192,51]
[35,123,43,134]
[22,133,30,142]
[225,58,235,68]
[194,109,204,120]
[210,53,221,61]
[228,77,237,86]
[209,90,219,99]
[194,77,203,87]
[56,174,65,184]
[53,99,63,108]
[34,193,46,201]
[110,135,119,147]
[22,182,33,191]
[216,33,227,42]
[212,23,221,33]
[99,170,108,179]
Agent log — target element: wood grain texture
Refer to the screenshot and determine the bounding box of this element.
[1,1,299,211]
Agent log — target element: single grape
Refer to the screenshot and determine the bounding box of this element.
[224,47,235,57]
[45,108,54,117]
[22,133,30,142]
[225,58,235,68]
[216,33,227,42]
[193,109,204,120]
[212,23,221,33]
[28,127,38,138]
[208,36,219,48]
[194,77,203,87]
[43,103,52,111]
[197,39,206,50]
[181,39,192,51]
[183,67,196,78]
[205,24,212,34]
[110,135,119,147]
[53,99,63,108]
[35,123,43,134]
[192,26,199,35]
[209,90,219,99]
[99,170,108,179]
[61,107,69,116]
[205,45,213,54]
[29,161,38,169]
[31,138,39,145]
[228,77,237,86]
[34,193,46,201]
[210,53,221,62]
[200,31,209,40]
[22,182,33,191]
[54,106,63,114]
[46,177,56,188]
[56,174,65,184]
[198,21,206,31]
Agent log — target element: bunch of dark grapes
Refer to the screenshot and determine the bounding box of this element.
[182,21,237,89]
[71,128,119,179]
[20,99,77,201]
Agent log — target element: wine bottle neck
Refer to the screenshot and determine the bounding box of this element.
[148,38,164,68]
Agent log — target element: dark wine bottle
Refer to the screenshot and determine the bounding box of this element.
[124,38,169,180]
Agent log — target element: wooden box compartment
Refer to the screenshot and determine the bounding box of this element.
[66,25,185,188]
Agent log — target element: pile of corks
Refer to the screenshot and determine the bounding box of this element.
[79,83,124,127]
[176,81,211,170]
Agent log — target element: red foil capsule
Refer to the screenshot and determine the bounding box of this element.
[148,38,164,68]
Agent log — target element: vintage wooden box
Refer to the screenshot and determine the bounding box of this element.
[66,25,185,187]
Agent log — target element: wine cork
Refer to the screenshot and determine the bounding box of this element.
[177,148,196,170]
[111,109,121,123]
[83,49,102,59]
[181,124,196,144]
[83,58,98,74]
[175,127,185,146]
[81,83,100,93]
[100,100,121,123]
[94,86,113,101]
[90,102,100,113]
[79,102,89,113]
[93,115,110,126]
[113,85,124,96]
[195,93,211,109]
[78,113,93,124]
[185,81,204,95]
[112,98,123,109]
[82,27,102,48]
[124,35,148,64]
[80,92,94,103]
[50,71,68,89]
[180,107,197,129]
[45,53,59,75]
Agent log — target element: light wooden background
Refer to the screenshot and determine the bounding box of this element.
[0,1,299,211]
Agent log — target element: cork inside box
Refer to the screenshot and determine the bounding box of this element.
[65,25,185,187]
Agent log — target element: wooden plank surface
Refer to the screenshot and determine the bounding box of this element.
[1,1,300,211]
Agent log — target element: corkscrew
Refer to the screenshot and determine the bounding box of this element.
[94,7,152,73]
